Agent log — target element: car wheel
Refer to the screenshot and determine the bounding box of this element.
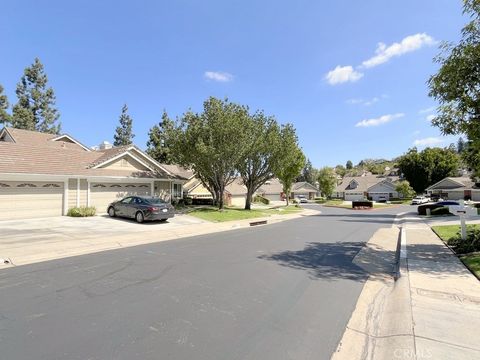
[108,207,116,217]
[159,218,167,223]
[135,211,144,223]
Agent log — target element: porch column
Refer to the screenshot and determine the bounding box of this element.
[151,181,155,196]
[76,178,80,207]
[63,179,69,215]
[86,180,91,207]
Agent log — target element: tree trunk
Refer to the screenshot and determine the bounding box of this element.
[218,191,224,210]
[245,187,254,210]
[285,191,290,206]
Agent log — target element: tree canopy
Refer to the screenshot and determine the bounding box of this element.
[146,110,175,164]
[113,104,135,146]
[272,124,306,206]
[397,147,460,193]
[428,0,480,177]
[0,84,11,126]
[296,159,317,184]
[168,97,250,210]
[11,58,61,134]
[317,167,337,198]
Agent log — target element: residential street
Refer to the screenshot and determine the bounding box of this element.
[0,205,409,360]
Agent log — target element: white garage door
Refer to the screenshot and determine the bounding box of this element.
[0,181,64,220]
[90,183,151,213]
[345,192,364,201]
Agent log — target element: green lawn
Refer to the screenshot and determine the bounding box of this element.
[188,206,302,222]
[431,224,480,241]
[460,253,480,279]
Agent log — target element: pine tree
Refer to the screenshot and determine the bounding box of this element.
[113,104,135,146]
[11,58,61,133]
[0,84,11,126]
[146,110,175,163]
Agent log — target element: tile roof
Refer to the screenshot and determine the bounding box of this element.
[0,127,172,179]
[427,177,476,190]
[225,178,247,196]
[257,178,284,195]
[293,181,318,192]
[159,164,195,180]
[335,175,399,192]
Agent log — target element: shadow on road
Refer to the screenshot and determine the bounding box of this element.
[258,242,372,282]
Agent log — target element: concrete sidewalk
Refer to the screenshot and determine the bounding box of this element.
[333,214,480,360]
[0,208,320,268]
[405,221,480,359]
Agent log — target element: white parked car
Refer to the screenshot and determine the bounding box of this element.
[296,195,308,203]
[411,196,429,205]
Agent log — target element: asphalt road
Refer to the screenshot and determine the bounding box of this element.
[0,205,410,360]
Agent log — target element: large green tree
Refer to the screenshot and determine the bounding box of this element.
[346,160,353,169]
[428,0,480,177]
[146,110,175,163]
[113,104,135,146]
[238,111,282,210]
[397,147,460,193]
[296,159,317,184]
[272,124,306,206]
[0,84,11,126]
[168,97,250,210]
[11,58,61,134]
[395,180,416,198]
[317,167,337,198]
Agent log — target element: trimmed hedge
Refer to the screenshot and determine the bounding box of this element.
[67,206,96,217]
[431,206,451,216]
[253,195,270,205]
[352,201,373,208]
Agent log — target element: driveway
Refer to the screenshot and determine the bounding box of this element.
[0,214,207,266]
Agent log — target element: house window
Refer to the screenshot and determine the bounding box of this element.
[93,184,106,188]
[0,183,10,187]
[110,184,121,188]
[139,185,148,188]
[125,185,136,188]
[173,183,182,197]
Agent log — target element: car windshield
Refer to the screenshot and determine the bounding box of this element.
[144,197,166,205]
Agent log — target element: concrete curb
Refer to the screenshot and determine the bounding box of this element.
[332,223,416,360]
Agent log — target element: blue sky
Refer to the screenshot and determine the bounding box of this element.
[0,0,466,167]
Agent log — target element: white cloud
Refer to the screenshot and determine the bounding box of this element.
[413,137,444,146]
[346,96,380,106]
[204,71,234,82]
[412,130,421,136]
[361,33,436,69]
[325,65,364,85]
[355,113,405,128]
[419,106,435,114]
[426,114,436,122]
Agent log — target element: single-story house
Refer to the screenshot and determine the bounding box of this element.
[183,176,248,207]
[291,182,319,200]
[426,177,480,201]
[333,175,400,201]
[257,178,318,201]
[0,127,187,220]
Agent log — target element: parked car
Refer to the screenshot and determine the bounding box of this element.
[417,200,459,215]
[411,196,429,205]
[107,196,175,223]
[377,195,387,203]
[296,195,308,203]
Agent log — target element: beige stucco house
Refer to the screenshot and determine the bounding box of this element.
[333,175,400,201]
[426,177,480,201]
[0,127,187,220]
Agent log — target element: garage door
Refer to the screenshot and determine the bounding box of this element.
[0,181,64,220]
[345,192,364,201]
[90,183,151,213]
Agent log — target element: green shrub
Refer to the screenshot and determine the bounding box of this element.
[67,206,96,217]
[315,199,327,204]
[448,227,480,254]
[431,206,451,215]
[253,195,270,205]
[184,196,193,205]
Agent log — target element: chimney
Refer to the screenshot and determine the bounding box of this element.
[99,141,113,150]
